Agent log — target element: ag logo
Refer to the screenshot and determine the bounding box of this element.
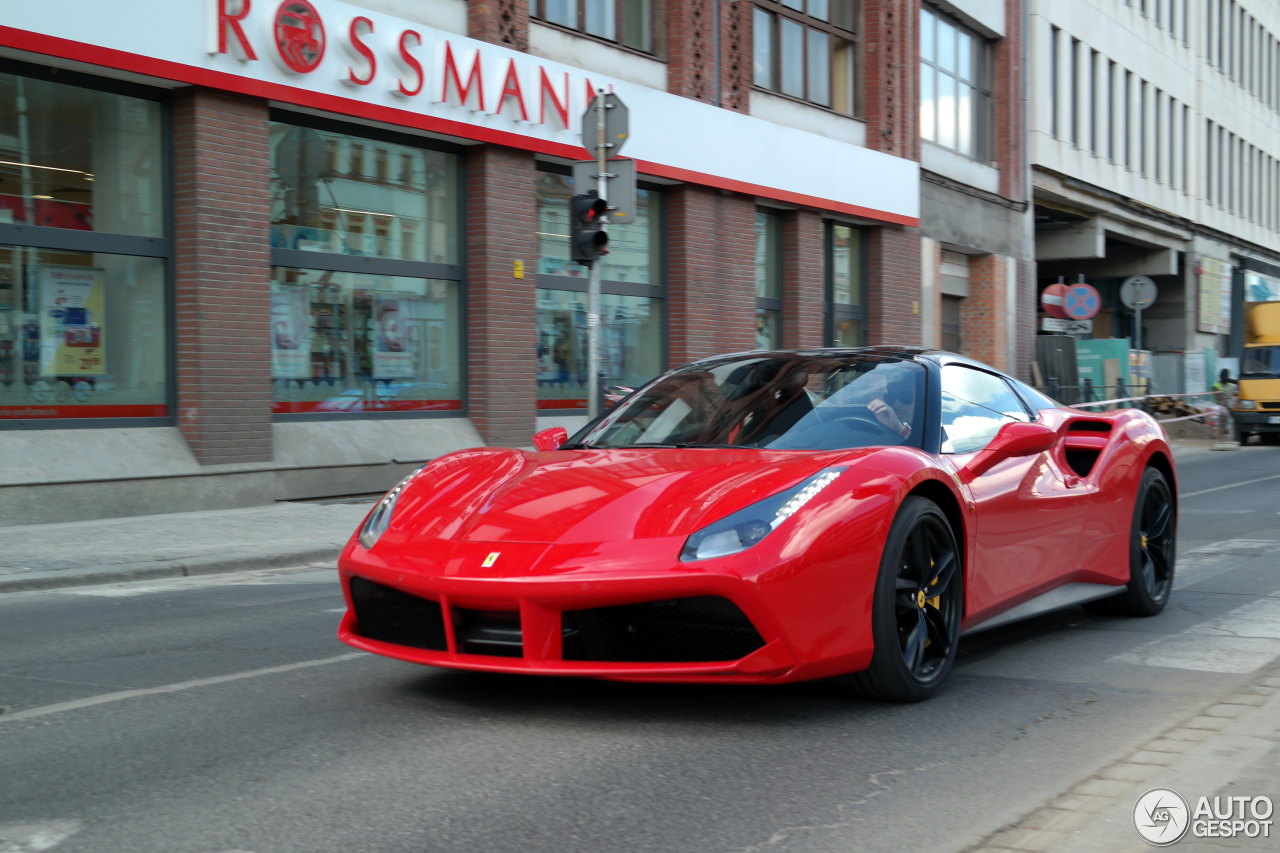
[1134,788,1190,846]
[273,0,325,74]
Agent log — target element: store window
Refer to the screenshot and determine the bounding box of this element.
[755,211,782,348]
[535,172,664,410]
[0,65,169,423]
[826,222,865,346]
[530,0,658,53]
[269,116,464,416]
[753,1,859,115]
[920,6,992,160]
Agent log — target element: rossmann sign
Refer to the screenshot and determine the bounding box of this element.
[0,0,919,224]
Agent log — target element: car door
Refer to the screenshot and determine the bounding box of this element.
[938,365,1090,618]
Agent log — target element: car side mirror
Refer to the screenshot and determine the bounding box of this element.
[532,426,568,452]
[961,421,1057,479]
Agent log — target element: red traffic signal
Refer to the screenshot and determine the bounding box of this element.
[570,190,609,266]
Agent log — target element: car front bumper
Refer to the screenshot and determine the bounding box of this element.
[336,535,877,684]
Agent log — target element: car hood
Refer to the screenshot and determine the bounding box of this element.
[384,446,875,545]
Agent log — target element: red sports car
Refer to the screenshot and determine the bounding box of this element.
[337,348,1177,701]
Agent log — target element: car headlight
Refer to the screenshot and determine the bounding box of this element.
[358,472,418,550]
[1237,399,1257,410]
[680,467,846,562]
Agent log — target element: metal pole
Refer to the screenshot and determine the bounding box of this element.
[587,89,608,419]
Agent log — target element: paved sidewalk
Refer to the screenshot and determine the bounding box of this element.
[0,437,1222,595]
[0,498,375,593]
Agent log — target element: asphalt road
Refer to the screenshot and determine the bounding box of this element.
[2,444,1279,853]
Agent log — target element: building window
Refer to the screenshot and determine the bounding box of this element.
[753,1,858,115]
[755,211,782,349]
[0,64,170,424]
[920,6,992,159]
[269,115,464,416]
[535,172,664,410]
[530,0,657,53]
[826,222,865,346]
[941,295,963,352]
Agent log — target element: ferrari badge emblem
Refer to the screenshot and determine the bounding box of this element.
[482,552,500,568]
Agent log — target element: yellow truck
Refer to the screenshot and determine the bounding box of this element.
[1233,301,1280,445]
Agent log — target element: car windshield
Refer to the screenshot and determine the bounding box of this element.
[570,353,927,451]
[1241,346,1280,378]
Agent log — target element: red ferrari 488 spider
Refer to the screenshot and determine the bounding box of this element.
[338,348,1177,701]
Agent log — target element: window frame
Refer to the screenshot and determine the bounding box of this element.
[919,5,994,161]
[824,220,866,347]
[268,110,468,422]
[753,0,861,116]
[529,0,661,55]
[0,58,175,430]
[755,209,783,349]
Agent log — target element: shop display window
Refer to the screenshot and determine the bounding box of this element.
[271,267,462,414]
[0,70,164,237]
[535,172,665,409]
[269,123,458,264]
[0,65,170,424]
[0,246,167,419]
[535,290,664,409]
[270,115,464,418]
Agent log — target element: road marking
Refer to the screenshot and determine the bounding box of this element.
[1110,596,1280,673]
[0,819,81,852]
[1181,470,1280,498]
[1175,539,1276,587]
[0,653,363,724]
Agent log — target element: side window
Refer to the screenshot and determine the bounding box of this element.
[940,365,1032,454]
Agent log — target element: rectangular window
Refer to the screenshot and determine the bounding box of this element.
[270,268,462,414]
[530,0,657,53]
[920,7,992,160]
[826,222,865,347]
[754,1,858,116]
[270,124,458,264]
[0,66,170,424]
[534,171,664,410]
[756,211,782,349]
[269,115,464,418]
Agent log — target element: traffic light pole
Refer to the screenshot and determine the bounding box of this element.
[587,89,608,419]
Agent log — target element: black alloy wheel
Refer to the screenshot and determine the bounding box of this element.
[1112,467,1176,616]
[846,497,963,702]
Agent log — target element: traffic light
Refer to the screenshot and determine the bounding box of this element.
[570,190,609,266]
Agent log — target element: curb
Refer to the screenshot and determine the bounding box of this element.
[0,548,340,594]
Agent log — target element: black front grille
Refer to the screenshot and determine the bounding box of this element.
[561,596,765,663]
[349,577,447,651]
[454,608,523,657]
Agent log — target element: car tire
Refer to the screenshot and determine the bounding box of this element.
[1261,433,1280,446]
[1108,467,1176,617]
[844,497,963,703]
[1236,427,1250,445]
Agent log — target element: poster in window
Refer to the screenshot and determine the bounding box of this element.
[39,265,105,376]
[373,294,414,379]
[271,285,312,379]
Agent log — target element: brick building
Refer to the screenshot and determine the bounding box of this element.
[0,0,1033,523]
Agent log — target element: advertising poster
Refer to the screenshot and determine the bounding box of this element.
[39,265,105,375]
[373,294,414,379]
[1197,257,1232,334]
[270,285,311,379]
